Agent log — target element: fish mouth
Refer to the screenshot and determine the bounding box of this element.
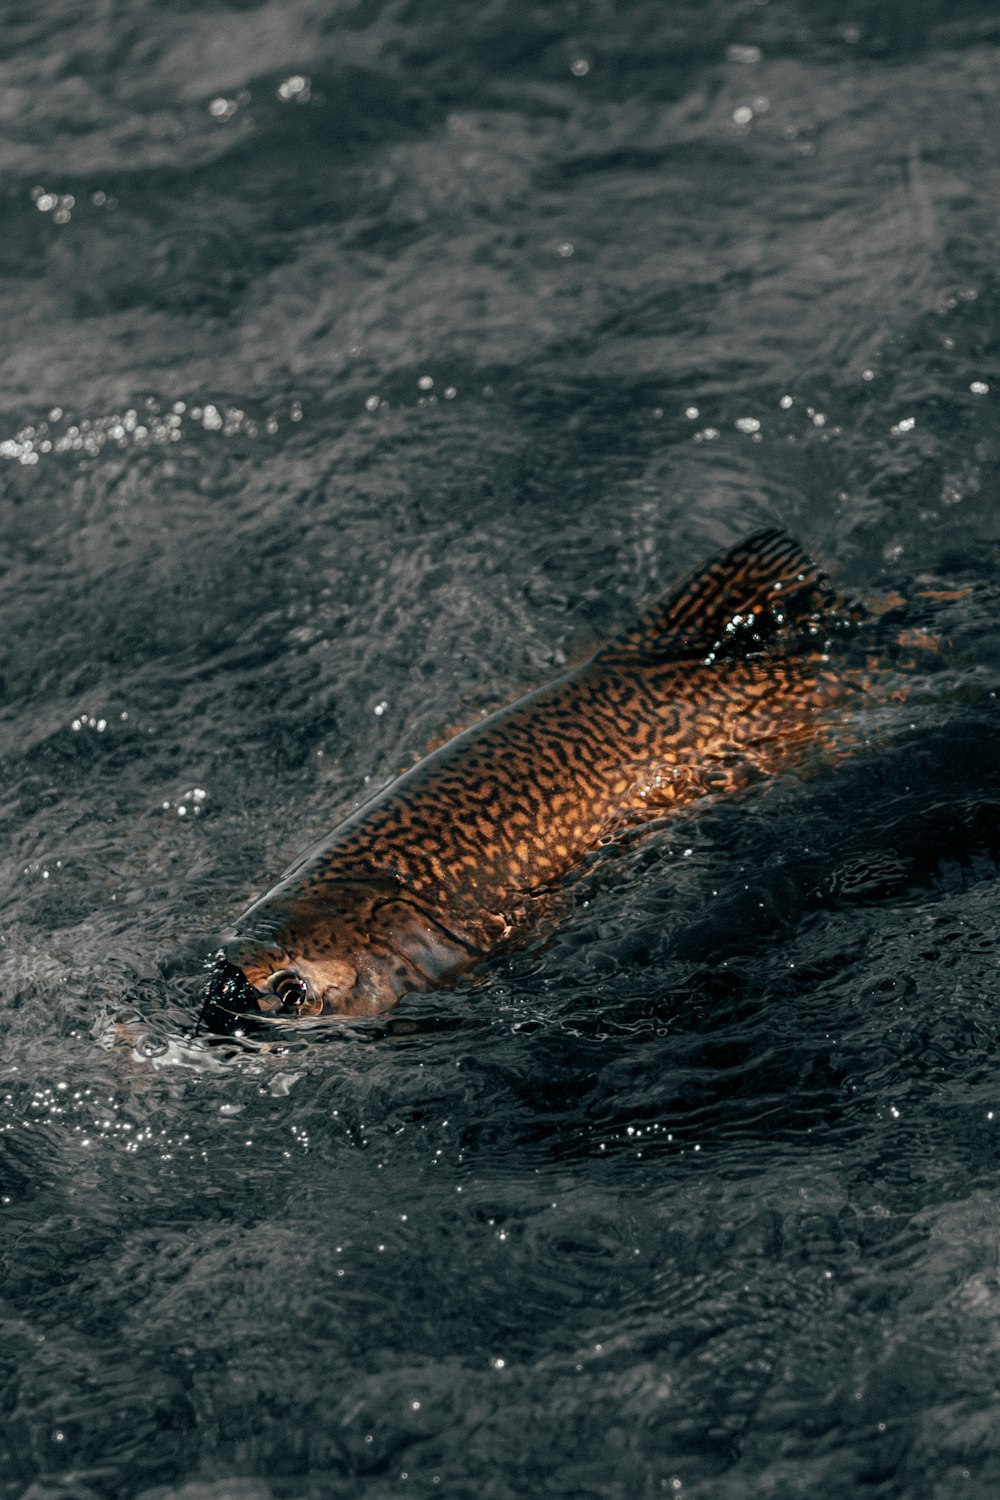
[197,954,330,1035]
[196,956,267,1036]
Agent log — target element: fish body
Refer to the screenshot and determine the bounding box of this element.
[203,530,856,1029]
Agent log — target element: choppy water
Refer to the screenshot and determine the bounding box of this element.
[2,2,1000,1497]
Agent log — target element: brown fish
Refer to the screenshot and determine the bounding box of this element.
[201,529,859,1030]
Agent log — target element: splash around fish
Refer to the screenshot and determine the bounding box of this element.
[198,529,866,1035]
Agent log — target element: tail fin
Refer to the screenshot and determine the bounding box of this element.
[600,529,859,666]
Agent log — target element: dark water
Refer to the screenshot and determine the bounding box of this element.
[3,2,1000,1497]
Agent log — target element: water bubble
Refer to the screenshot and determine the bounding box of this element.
[684,406,700,419]
[364,395,381,412]
[555,241,574,258]
[735,416,761,433]
[208,97,238,122]
[726,44,762,64]
[779,395,793,408]
[970,381,990,395]
[277,75,311,103]
[732,105,754,126]
[417,375,434,390]
[570,58,590,77]
[890,416,916,435]
[2,393,301,466]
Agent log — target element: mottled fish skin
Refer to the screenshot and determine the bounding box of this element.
[203,529,858,1028]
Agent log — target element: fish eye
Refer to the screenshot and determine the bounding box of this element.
[267,968,312,1014]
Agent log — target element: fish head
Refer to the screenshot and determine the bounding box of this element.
[198,881,475,1032]
[211,931,411,1027]
[226,938,384,1019]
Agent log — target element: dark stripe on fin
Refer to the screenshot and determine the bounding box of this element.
[599,528,856,664]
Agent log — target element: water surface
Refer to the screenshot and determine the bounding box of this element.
[2,3,1000,1497]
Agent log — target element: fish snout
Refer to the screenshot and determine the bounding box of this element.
[197,956,266,1035]
[199,942,355,1026]
[197,953,329,1034]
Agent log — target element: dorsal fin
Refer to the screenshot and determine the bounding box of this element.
[599,529,856,665]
